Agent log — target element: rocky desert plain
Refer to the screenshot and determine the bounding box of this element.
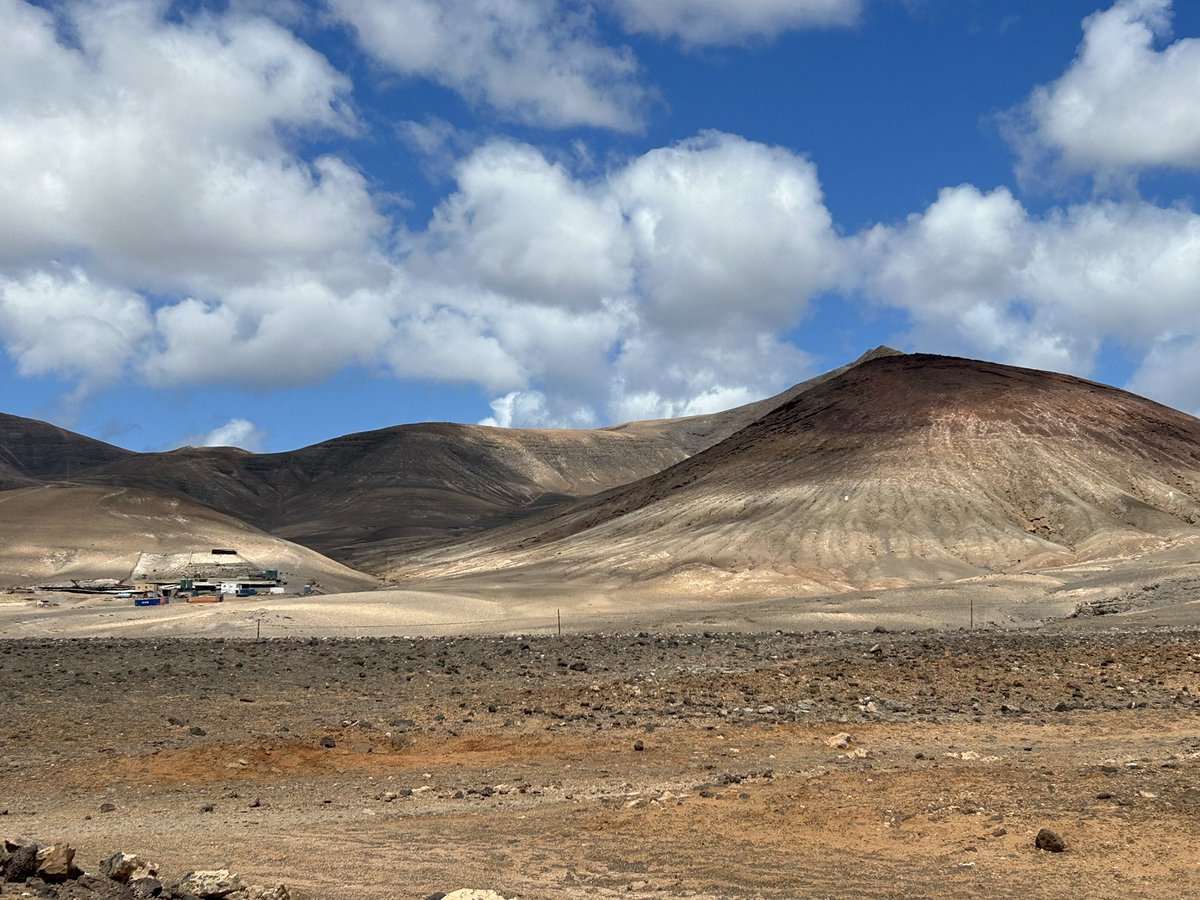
[3,350,1200,898]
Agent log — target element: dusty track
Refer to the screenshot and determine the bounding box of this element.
[3,627,1199,898]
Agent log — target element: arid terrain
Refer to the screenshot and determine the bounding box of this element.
[2,625,1200,898]
[5,350,1200,897]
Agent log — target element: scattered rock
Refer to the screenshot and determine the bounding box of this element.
[101,851,158,884]
[2,842,38,882]
[443,891,509,900]
[633,739,645,751]
[99,801,118,813]
[36,844,78,882]
[826,732,853,750]
[188,725,208,736]
[1035,828,1066,853]
[245,884,290,899]
[130,875,165,898]
[175,868,244,898]
[319,736,337,749]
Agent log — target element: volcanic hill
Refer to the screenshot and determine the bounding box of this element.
[1,348,898,576]
[392,353,1200,596]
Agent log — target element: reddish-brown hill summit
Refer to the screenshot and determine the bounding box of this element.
[398,354,1200,595]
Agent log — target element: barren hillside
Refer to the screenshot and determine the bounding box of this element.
[394,354,1200,596]
[48,349,899,570]
[0,412,131,488]
[0,483,378,591]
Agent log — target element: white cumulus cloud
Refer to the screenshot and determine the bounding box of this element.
[403,131,843,426]
[329,0,646,130]
[0,268,152,395]
[0,0,381,290]
[1013,0,1200,178]
[859,184,1200,401]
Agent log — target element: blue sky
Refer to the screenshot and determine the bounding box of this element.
[3,0,1200,452]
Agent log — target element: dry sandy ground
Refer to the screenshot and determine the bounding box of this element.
[6,535,1200,640]
[2,627,1200,898]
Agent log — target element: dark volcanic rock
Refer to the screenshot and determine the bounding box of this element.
[1035,828,1066,853]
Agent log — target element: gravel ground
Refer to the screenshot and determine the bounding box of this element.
[2,626,1200,898]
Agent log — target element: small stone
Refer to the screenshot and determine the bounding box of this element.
[826,732,853,750]
[189,725,208,736]
[99,801,118,813]
[201,802,215,813]
[246,884,290,899]
[319,736,337,749]
[443,891,508,900]
[633,739,645,751]
[1035,828,1066,853]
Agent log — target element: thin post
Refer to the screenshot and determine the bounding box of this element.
[970,597,974,630]
[557,608,562,638]
[257,618,262,641]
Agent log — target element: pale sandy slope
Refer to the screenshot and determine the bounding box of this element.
[0,483,378,592]
[393,354,1200,600]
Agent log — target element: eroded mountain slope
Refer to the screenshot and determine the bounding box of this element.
[394,354,1200,596]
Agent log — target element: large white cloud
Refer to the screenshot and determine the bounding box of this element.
[606,0,861,46]
[860,184,1200,398]
[402,132,844,425]
[329,0,646,130]
[613,133,844,332]
[0,0,382,290]
[415,141,634,306]
[0,0,844,429]
[0,268,152,393]
[1014,0,1200,177]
